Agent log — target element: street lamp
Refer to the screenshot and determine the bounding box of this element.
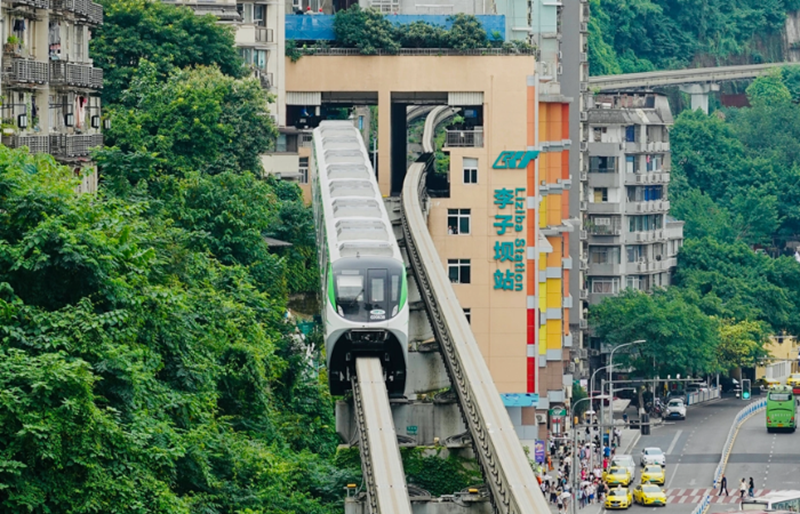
[607,340,646,428]
[570,396,593,514]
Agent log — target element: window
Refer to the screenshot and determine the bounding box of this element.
[447,209,470,235]
[299,157,309,184]
[238,3,254,23]
[625,125,636,142]
[626,186,663,202]
[590,277,619,294]
[589,246,620,264]
[592,127,606,142]
[625,155,639,173]
[626,276,641,290]
[463,157,478,184]
[626,245,644,263]
[448,259,471,284]
[463,308,471,324]
[628,215,664,233]
[593,188,608,203]
[75,26,85,61]
[590,156,616,174]
[254,4,266,26]
[646,154,663,172]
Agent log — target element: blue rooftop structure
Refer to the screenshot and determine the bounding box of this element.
[286,14,506,42]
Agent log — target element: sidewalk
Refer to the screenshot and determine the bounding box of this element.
[542,427,641,514]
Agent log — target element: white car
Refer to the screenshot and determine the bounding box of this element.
[666,399,687,420]
[611,454,637,480]
[640,447,666,467]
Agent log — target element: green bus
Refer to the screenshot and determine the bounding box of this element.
[766,386,796,433]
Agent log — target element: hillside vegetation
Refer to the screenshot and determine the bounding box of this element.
[589,0,800,75]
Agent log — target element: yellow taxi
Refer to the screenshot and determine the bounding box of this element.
[633,483,668,506]
[605,487,633,510]
[787,374,800,388]
[640,464,665,485]
[603,466,632,487]
[761,377,781,390]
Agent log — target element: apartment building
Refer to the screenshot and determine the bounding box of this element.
[165,0,286,124]
[582,92,684,308]
[2,0,104,192]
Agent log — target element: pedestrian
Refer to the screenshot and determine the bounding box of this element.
[748,477,754,497]
[740,478,747,500]
[613,427,621,447]
[719,474,729,496]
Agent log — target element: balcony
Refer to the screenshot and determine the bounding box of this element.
[7,0,48,7]
[49,62,104,90]
[588,172,620,188]
[257,71,273,89]
[445,128,484,148]
[52,0,104,25]
[625,229,665,244]
[49,133,103,158]
[4,59,49,87]
[630,257,678,274]
[625,200,670,214]
[587,263,622,276]
[586,201,622,214]
[1,135,50,154]
[588,225,622,236]
[624,172,670,185]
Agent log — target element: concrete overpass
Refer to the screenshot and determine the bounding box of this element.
[589,62,794,112]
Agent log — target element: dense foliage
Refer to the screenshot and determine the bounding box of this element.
[92,0,244,104]
[591,68,800,375]
[589,0,800,75]
[325,7,527,55]
[0,1,338,511]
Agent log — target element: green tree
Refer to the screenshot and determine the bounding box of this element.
[91,0,243,104]
[716,318,770,371]
[446,14,488,50]
[589,289,720,377]
[398,21,448,48]
[729,187,781,246]
[100,61,276,179]
[669,188,735,242]
[746,69,793,107]
[333,5,400,55]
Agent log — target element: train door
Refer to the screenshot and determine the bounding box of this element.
[367,269,388,321]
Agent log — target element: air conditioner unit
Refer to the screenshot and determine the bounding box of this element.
[535,414,547,425]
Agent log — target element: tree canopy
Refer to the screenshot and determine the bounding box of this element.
[588,0,796,74]
[91,0,244,104]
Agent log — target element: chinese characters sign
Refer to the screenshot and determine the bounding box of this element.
[493,187,526,291]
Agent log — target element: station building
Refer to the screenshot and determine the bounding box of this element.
[286,48,573,437]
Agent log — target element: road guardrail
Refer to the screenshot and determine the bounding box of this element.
[686,387,721,405]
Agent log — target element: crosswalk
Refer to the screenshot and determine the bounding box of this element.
[665,488,778,504]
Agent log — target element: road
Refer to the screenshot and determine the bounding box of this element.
[706,404,800,513]
[579,397,747,514]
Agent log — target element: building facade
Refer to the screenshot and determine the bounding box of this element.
[583,92,684,310]
[2,0,104,192]
[166,0,286,123]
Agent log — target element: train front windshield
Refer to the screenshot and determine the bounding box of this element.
[332,258,405,322]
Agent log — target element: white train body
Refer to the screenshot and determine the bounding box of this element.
[311,121,409,396]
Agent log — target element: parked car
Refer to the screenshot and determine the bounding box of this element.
[665,399,686,420]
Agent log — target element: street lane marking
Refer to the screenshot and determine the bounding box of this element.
[666,462,680,489]
[667,429,683,455]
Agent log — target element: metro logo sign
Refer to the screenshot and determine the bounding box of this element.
[492,150,540,169]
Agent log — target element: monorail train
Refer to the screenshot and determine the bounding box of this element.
[310,121,409,396]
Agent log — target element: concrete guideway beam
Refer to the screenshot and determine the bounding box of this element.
[589,62,787,91]
[678,83,720,114]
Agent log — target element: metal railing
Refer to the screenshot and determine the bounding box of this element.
[588,225,622,236]
[2,135,50,154]
[445,128,484,148]
[295,47,537,57]
[52,0,104,24]
[686,387,721,406]
[49,62,104,89]
[49,133,103,158]
[402,162,550,514]
[10,0,49,7]
[4,59,49,86]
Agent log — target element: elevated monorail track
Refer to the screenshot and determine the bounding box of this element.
[352,357,413,514]
[400,160,550,513]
